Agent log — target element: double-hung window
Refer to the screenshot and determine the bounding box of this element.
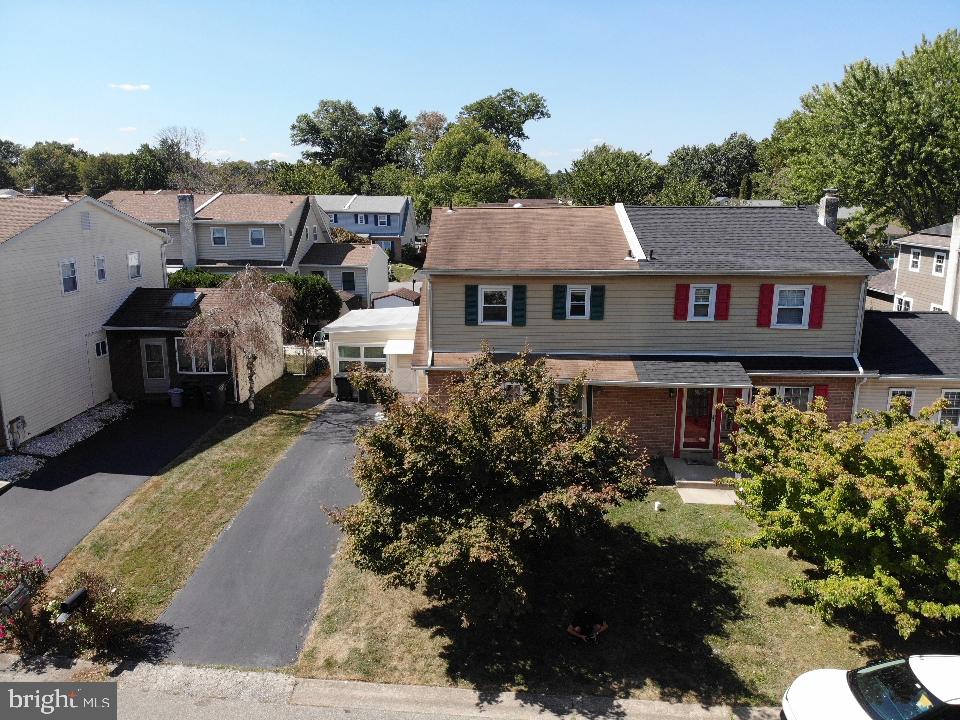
[887,388,915,413]
[566,286,590,319]
[60,259,78,294]
[175,338,228,374]
[312,225,318,242]
[909,248,921,271]
[934,251,946,277]
[377,214,388,227]
[479,286,511,324]
[895,294,913,311]
[212,227,227,246]
[356,214,367,225]
[941,390,960,428]
[127,251,142,279]
[750,385,812,411]
[336,345,387,374]
[95,255,107,283]
[772,285,811,328]
[94,339,108,357]
[249,228,265,247]
[688,284,716,321]
[341,271,356,292]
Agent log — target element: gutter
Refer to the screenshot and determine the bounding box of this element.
[422,268,878,277]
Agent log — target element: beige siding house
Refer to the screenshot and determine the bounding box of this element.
[0,195,166,448]
[298,243,389,308]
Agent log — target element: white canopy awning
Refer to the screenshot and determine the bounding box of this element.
[382,339,415,356]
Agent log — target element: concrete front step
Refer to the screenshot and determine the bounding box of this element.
[675,478,725,489]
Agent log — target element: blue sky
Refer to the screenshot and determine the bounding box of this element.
[3,1,958,171]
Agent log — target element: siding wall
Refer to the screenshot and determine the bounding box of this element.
[430,274,864,356]
[857,378,959,417]
[327,211,402,236]
[192,222,286,263]
[325,325,419,394]
[155,223,181,259]
[291,203,331,268]
[0,203,164,443]
[300,267,370,305]
[891,245,949,310]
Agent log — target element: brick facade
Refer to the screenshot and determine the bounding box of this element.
[591,386,677,457]
[749,375,856,426]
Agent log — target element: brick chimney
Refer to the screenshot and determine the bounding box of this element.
[178,193,198,269]
[817,188,840,232]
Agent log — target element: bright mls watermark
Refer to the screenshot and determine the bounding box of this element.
[1,682,116,719]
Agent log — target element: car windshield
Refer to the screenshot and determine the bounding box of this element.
[851,660,944,720]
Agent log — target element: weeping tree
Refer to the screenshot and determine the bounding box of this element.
[183,267,293,412]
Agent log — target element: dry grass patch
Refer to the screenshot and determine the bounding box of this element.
[51,376,314,620]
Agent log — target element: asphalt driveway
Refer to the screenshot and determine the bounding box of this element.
[160,398,375,668]
[0,404,221,566]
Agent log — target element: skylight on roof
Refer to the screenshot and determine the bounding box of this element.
[170,291,201,308]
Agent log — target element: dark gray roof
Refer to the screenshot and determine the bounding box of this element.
[624,206,876,276]
[893,221,954,249]
[104,288,232,329]
[860,311,960,377]
[868,268,896,296]
[918,222,953,237]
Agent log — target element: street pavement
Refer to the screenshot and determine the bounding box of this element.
[159,398,375,667]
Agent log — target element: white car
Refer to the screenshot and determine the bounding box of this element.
[782,656,960,720]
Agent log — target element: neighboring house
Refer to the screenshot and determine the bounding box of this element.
[298,242,389,308]
[323,306,422,395]
[857,310,960,426]
[314,194,416,261]
[865,268,896,310]
[372,287,420,308]
[869,216,960,313]
[103,287,284,405]
[100,190,330,274]
[412,199,877,460]
[0,194,166,449]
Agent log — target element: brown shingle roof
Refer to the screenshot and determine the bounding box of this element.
[104,287,237,329]
[196,194,306,223]
[99,190,216,223]
[300,242,377,266]
[373,287,420,304]
[0,195,81,242]
[423,206,632,272]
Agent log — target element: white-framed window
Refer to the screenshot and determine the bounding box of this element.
[312,225,318,242]
[249,228,265,247]
[80,211,92,231]
[934,251,946,277]
[479,286,511,325]
[566,285,590,319]
[336,345,387,374]
[940,390,960,428]
[328,213,337,224]
[688,284,717,321]
[95,255,107,283]
[94,339,108,357]
[127,251,142,279]
[749,385,813,411]
[909,248,921,272]
[895,294,913,311]
[356,214,367,225]
[376,239,393,254]
[211,227,227,246]
[175,338,228,374]
[887,388,915,413]
[772,285,811,328]
[932,303,944,312]
[59,258,78,294]
[377,214,388,227]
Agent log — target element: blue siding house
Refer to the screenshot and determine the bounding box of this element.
[314,195,416,260]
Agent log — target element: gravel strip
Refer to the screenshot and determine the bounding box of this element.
[0,454,45,482]
[20,401,133,458]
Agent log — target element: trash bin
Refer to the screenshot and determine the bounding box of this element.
[202,382,227,412]
[334,373,354,402]
[168,387,184,408]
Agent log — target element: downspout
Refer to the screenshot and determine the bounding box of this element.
[852,354,867,423]
[942,214,960,318]
[160,236,169,288]
[852,277,869,422]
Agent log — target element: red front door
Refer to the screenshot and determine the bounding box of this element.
[683,388,715,449]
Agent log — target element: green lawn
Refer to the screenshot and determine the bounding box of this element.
[51,375,314,620]
[295,487,911,705]
[389,263,417,282]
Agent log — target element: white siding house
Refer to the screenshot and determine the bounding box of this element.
[0,196,166,448]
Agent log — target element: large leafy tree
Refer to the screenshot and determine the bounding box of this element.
[458,88,550,150]
[121,144,168,191]
[761,30,960,231]
[664,133,758,199]
[79,153,125,196]
[16,141,85,194]
[560,144,664,205]
[270,161,349,195]
[269,273,341,337]
[725,392,960,638]
[334,350,650,622]
[0,139,23,188]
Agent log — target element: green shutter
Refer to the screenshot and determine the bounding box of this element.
[552,285,567,320]
[465,285,478,325]
[512,285,526,326]
[590,285,605,320]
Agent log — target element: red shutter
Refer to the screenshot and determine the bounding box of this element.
[674,284,690,320]
[814,384,829,399]
[809,285,827,329]
[715,284,731,320]
[757,284,775,327]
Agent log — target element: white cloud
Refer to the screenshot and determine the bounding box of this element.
[239,137,249,143]
[109,83,151,92]
[118,126,137,133]
[269,152,288,160]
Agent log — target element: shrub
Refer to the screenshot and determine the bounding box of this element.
[400,244,425,267]
[50,570,134,654]
[269,274,341,337]
[0,546,47,646]
[168,268,226,290]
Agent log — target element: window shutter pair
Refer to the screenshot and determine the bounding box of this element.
[464,284,526,326]
[756,284,826,328]
[552,284,605,320]
[673,283,730,320]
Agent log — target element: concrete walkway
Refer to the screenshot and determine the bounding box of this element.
[0,655,781,720]
[0,405,221,566]
[159,398,375,667]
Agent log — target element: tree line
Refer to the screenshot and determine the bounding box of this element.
[3,29,959,238]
